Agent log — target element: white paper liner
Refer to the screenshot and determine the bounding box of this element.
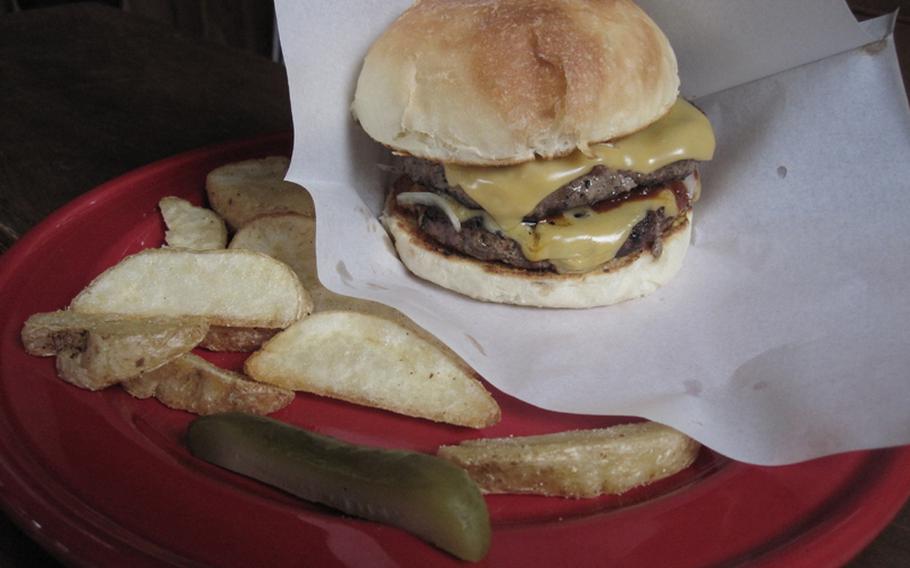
[275,0,910,465]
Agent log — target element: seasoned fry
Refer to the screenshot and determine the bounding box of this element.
[438,422,700,497]
[123,353,294,415]
[69,248,311,328]
[159,196,227,250]
[22,310,208,391]
[245,311,500,428]
[206,156,315,230]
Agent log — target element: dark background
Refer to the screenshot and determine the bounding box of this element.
[2,0,905,77]
[2,0,278,58]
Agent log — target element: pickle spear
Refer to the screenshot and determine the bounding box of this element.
[186,413,491,562]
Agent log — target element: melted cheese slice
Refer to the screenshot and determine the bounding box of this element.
[507,190,679,273]
[444,98,714,231]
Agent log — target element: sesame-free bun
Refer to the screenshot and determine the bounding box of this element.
[381,203,692,309]
[353,0,680,166]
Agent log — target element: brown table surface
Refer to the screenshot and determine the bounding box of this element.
[1,3,909,567]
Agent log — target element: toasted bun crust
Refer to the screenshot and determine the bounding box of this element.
[353,0,679,166]
[381,205,691,308]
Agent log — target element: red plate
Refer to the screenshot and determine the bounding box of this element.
[1,132,908,567]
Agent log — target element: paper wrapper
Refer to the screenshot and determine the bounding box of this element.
[274,0,910,465]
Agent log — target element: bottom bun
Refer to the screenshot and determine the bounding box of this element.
[381,205,693,309]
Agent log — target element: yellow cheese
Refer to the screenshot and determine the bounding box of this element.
[505,190,679,273]
[444,98,714,231]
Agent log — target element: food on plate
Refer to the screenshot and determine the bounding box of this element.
[438,421,699,497]
[245,311,500,428]
[17,150,709,561]
[21,310,208,391]
[159,196,228,250]
[206,156,315,230]
[186,412,491,562]
[198,325,278,352]
[352,0,715,307]
[69,248,311,329]
[123,353,293,415]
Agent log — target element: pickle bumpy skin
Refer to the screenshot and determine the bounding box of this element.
[186,413,491,562]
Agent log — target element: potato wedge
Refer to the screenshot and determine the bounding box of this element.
[245,312,500,428]
[70,248,311,328]
[206,156,315,230]
[159,196,227,250]
[21,310,208,391]
[21,310,209,357]
[21,310,98,356]
[123,353,294,415]
[438,422,700,498]
[199,326,279,352]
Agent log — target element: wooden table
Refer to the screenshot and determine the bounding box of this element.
[0,3,907,567]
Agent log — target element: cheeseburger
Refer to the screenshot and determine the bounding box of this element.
[353,0,715,308]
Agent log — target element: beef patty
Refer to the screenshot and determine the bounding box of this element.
[392,155,697,221]
[390,172,692,273]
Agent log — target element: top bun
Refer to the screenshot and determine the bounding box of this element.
[353,0,680,166]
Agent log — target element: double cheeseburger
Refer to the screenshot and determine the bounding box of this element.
[352,0,715,308]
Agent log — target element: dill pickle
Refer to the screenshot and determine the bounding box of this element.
[186,413,491,562]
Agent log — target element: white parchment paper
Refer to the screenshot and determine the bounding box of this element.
[274,0,910,465]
